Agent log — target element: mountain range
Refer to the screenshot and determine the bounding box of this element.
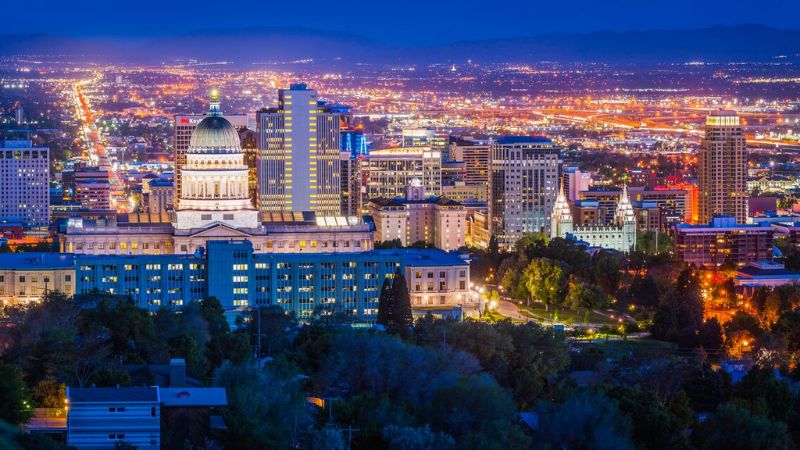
[1,25,798,64]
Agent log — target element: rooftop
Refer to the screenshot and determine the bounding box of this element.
[160,388,227,407]
[67,387,159,404]
[496,135,553,145]
[0,253,76,270]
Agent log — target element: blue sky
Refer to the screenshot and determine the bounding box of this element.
[8,0,800,45]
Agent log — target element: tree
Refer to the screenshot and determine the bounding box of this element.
[377,271,413,333]
[692,403,794,450]
[591,250,622,295]
[311,425,346,450]
[32,378,65,410]
[0,362,32,425]
[733,367,795,423]
[377,277,394,327]
[487,236,500,258]
[606,385,689,450]
[214,361,311,449]
[382,425,455,450]
[628,275,660,308]
[536,390,635,450]
[523,258,568,310]
[390,269,413,331]
[698,318,724,352]
[565,281,610,321]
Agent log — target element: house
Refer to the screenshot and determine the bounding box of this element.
[66,387,160,450]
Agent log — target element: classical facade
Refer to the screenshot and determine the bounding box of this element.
[551,185,637,252]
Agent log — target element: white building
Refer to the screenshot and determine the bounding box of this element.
[550,184,637,252]
[256,84,342,216]
[0,140,50,231]
[173,93,260,231]
[173,104,248,209]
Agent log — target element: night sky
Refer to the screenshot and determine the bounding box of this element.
[7,0,800,45]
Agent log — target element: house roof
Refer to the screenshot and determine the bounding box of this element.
[160,388,228,407]
[67,387,159,404]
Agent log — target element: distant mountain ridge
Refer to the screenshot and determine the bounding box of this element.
[1,25,798,63]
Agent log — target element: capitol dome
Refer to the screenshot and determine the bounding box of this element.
[188,91,242,152]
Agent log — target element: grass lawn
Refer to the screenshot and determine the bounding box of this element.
[518,304,619,326]
[481,309,526,324]
[575,336,680,359]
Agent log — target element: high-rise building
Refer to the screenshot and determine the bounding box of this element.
[340,151,360,217]
[173,105,247,209]
[238,128,259,207]
[489,136,560,249]
[257,84,341,216]
[359,147,442,213]
[449,139,491,188]
[0,140,50,231]
[699,110,748,223]
[561,166,592,201]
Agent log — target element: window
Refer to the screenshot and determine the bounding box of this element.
[18,276,25,283]
[201,214,212,221]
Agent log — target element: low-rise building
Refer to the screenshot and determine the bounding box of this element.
[734,261,800,296]
[74,239,474,319]
[66,387,161,450]
[674,216,774,267]
[0,253,76,306]
[368,182,466,251]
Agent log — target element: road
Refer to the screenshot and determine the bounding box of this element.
[72,77,133,212]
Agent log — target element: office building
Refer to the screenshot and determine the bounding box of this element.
[340,151,360,217]
[367,182,466,251]
[360,147,442,213]
[489,136,560,249]
[145,178,173,214]
[341,129,368,157]
[699,110,748,223]
[238,128,259,207]
[257,84,341,216]
[0,253,76,306]
[0,139,50,231]
[74,239,474,319]
[673,216,774,267]
[561,166,592,201]
[173,102,247,209]
[402,128,448,150]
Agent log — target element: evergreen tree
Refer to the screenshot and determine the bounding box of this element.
[391,269,414,330]
[377,277,394,326]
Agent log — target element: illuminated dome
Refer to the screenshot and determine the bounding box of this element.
[188,91,241,152]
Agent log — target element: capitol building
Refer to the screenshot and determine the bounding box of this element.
[60,94,372,256]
